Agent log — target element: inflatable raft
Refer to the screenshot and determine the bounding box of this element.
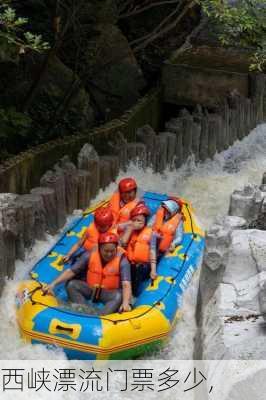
[16,191,205,360]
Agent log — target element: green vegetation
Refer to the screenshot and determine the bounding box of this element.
[0,1,49,58]
[200,0,266,71]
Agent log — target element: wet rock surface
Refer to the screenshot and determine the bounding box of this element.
[196,172,266,398]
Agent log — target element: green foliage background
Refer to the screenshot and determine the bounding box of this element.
[0,0,265,162]
[200,0,266,71]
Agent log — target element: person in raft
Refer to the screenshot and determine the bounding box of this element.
[62,206,116,264]
[109,177,143,224]
[151,198,184,253]
[119,203,158,295]
[43,233,132,315]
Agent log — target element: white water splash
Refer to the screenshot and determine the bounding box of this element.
[0,123,265,360]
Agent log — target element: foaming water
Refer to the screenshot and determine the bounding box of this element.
[0,124,265,360]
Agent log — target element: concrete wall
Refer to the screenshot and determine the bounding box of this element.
[163,46,252,108]
[163,63,249,107]
[162,45,266,166]
[163,71,266,165]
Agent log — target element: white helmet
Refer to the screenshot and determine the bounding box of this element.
[161,200,180,216]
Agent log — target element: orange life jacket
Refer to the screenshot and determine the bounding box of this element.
[87,247,125,290]
[109,191,139,224]
[153,207,182,252]
[83,223,117,251]
[127,227,152,264]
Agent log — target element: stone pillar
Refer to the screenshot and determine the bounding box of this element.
[232,92,244,141]
[238,96,247,139]
[155,134,168,173]
[115,131,128,172]
[191,121,201,162]
[228,91,239,145]
[194,105,209,161]
[215,113,225,154]
[125,142,147,169]
[159,132,177,169]
[264,79,266,120]
[221,98,230,150]
[0,227,16,294]
[105,131,128,172]
[207,114,218,158]
[40,170,67,229]
[78,143,100,199]
[100,156,120,182]
[0,194,25,262]
[165,118,183,168]
[15,194,46,242]
[13,197,34,250]
[99,157,112,190]
[136,125,157,169]
[199,115,209,161]
[253,98,258,127]
[14,202,25,261]
[178,109,193,162]
[245,98,252,133]
[55,157,79,215]
[249,99,256,130]
[249,73,266,124]
[0,228,7,295]
[255,196,266,231]
[77,170,91,210]
[229,184,264,223]
[0,194,19,285]
[229,108,238,145]
[31,187,58,235]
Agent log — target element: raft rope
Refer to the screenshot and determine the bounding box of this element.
[27,201,201,325]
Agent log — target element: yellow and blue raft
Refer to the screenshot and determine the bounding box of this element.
[16,191,205,360]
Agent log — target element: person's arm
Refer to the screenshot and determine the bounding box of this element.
[119,225,134,248]
[116,220,132,244]
[119,257,132,312]
[116,221,132,232]
[62,232,87,262]
[43,252,90,294]
[120,281,132,312]
[170,220,184,250]
[43,269,75,294]
[150,232,158,280]
[147,214,155,227]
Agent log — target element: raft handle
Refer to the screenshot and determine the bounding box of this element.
[55,325,74,333]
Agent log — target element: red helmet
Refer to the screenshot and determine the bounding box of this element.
[99,232,119,245]
[130,203,150,219]
[118,177,137,193]
[94,207,113,228]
